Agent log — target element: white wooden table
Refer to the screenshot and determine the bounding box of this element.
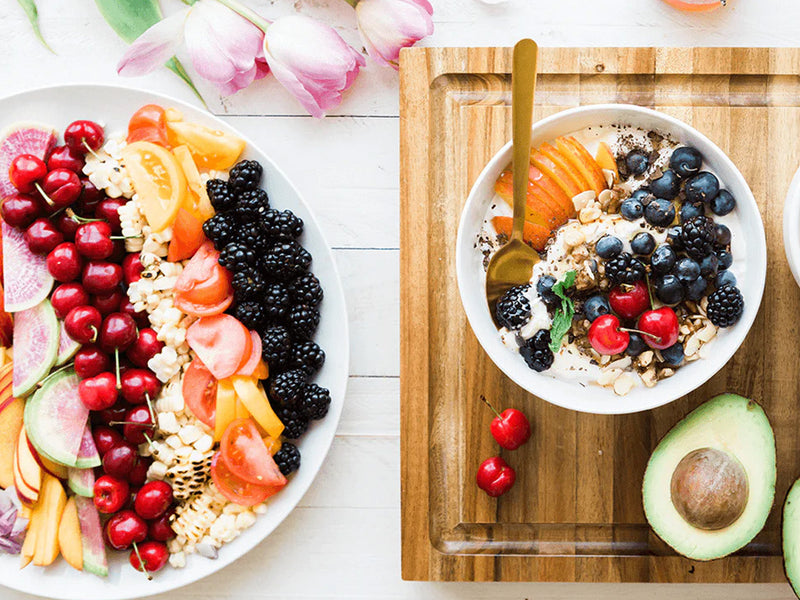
[1,1,798,598]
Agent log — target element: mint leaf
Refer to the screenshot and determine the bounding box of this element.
[548,270,576,353]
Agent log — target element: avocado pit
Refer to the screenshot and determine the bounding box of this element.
[670,447,748,530]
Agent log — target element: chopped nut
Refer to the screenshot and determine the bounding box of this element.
[606,356,632,371]
[659,368,675,379]
[602,170,616,188]
[614,373,635,395]
[579,206,602,223]
[598,188,615,207]
[572,190,596,211]
[638,351,654,367]
[597,368,622,386]
[697,323,717,342]
[640,367,657,387]
[684,334,701,357]
[563,229,586,248]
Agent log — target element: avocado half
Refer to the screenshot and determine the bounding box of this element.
[783,480,800,597]
[642,394,776,561]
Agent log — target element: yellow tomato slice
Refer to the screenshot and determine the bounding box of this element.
[231,376,284,439]
[121,141,187,232]
[215,378,237,442]
[173,145,215,220]
[167,120,246,171]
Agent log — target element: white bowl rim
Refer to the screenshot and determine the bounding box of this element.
[783,164,800,288]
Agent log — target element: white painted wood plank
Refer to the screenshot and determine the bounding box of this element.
[338,377,399,436]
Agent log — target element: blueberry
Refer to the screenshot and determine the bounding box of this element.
[620,198,644,221]
[625,333,648,357]
[536,275,559,306]
[674,257,701,283]
[685,276,708,301]
[625,150,650,176]
[650,244,677,276]
[685,171,720,204]
[661,342,685,366]
[583,295,611,323]
[679,201,705,223]
[717,249,733,270]
[648,170,681,200]
[710,189,736,216]
[714,223,731,247]
[670,146,703,179]
[631,232,656,255]
[715,270,737,288]
[631,189,654,205]
[666,225,684,251]
[700,253,719,278]
[644,198,676,228]
[656,274,685,305]
[595,235,623,259]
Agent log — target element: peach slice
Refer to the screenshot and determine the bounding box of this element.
[494,171,558,229]
[661,0,723,11]
[555,136,608,196]
[491,216,551,252]
[538,143,590,198]
[595,142,619,181]
[530,151,583,199]
[529,165,576,219]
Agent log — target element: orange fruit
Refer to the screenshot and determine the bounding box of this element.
[167,120,245,171]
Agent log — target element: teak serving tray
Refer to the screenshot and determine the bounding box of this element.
[399,46,800,583]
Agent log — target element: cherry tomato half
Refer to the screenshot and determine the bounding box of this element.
[220,418,287,487]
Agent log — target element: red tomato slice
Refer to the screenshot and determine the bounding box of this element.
[168,208,206,262]
[174,241,233,315]
[186,314,250,379]
[127,126,169,146]
[220,418,287,487]
[210,451,281,506]
[175,293,233,317]
[128,104,168,146]
[182,358,217,428]
[236,331,262,376]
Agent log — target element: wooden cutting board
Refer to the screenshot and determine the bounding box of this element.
[399,46,800,583]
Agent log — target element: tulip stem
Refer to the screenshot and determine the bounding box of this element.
[212,0,271,32]
[341,0,359,7]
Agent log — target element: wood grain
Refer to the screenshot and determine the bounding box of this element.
[399,46,799,583]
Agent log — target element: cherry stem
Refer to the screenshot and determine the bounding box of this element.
[114,347,121,390]
[644,272,655,310]
[33,183,54,207]
[619,326,662,344]
[479,395,502,419]
[131,541,152,581]
[108,421,156,428]
[82,139,102,160]
[89,326,98,344]
[143,432,157,453]
[111,234,143,240]
[66,209,101,224]
[145,392,156,424]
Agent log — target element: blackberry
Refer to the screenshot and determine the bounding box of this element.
[232,301,265,329]
[706,285,744,327]
[297,383,330,420]
[268,368,308,410]
[202,213,237,250]
[275,407,309,439]
[273,442,301,476]
[263,282,292,321]
[260,325,293,371]
[291,340,325,373]
[228,160,262,195]
[288,273,323,307]
[234,189,270,223]
[219,242,257,273]
[231,268,268,303]
[682,215,716,260]
[495,285,531,330]
[238,221,269,253]
[206,179,236,212]
[262,209,304,241]
[603,252,645,285]
[261,241,312,281]
[519,330,554,372]
[287,304,320,340]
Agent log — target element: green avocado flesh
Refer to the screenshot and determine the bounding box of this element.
[642,394,776,561]
[783,480,800,597]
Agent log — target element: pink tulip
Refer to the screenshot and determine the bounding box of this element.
[355,0,433,69]
[117,0,269,96]
[263,15,366,118]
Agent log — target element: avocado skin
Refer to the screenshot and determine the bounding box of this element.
[642,393,776,561]
[783,480,800,598]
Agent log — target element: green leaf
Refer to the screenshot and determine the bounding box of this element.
[166,58,206,107]
[16,0,54,53]
[548,270,576,353]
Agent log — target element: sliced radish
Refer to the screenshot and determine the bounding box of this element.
[3,222,53,313]
[12,298,59,397]
[75,496,108,577]
[67,467,95,498]
[74,424,101,469]
[0,123,56,200]
[56,322,81,366]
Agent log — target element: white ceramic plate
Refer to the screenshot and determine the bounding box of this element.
[0,85,349,599]
[783,165,800,288]
[456,104,766,415]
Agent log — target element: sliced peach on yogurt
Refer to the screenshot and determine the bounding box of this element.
[494,170,557,229]
[595,141,619,182]
[491,216,551,252]
[537,143,590,198]
[528,165,575,219]
[555,136,608,196]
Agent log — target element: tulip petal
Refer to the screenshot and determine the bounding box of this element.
[356,0,433,69]
[117,11,188,77]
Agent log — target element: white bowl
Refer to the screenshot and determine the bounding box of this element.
[783,166,800,287]
[456,104,766,415]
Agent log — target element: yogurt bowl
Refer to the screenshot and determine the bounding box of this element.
[456,104,766,415]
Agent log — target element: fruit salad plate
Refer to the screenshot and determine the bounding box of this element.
[0,84,349,599]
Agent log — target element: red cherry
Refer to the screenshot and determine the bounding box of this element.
[74,344,111,379]
[64,120,105,153]
[54,211,80,241]
[128,457,150,486]
[41,168,82,209]
[78,372,118,411]
[637,307,680,350]
[93,475,130,514]
[476,457,516,497]
[127,329,163,368]
[122,253,144,286]
[64,305,101,344]
[46,242,83,282]
[95,198,125,233]
[23,218,63,255]
[120,369,161,404]
[82,261,123,294]
[148,513,175,542]
[74,221,114,260]
[92,289,125,316]
[99,312,137,353]
[47,145,85,173]
[75,179,103,215]
[105,509,146,550]
[51,283,89,319]
[588,314,630,355]
[133,480,173,520]
[609,280,651,320]
[480,396,530,450]
[8,154,47,193]
[1,193,43,228]
[122,406,154,445]
[120,299,149,328]
[103,442,137,479]
[129,540,169,574]
[93,425,123,456]
[98,403,129,426]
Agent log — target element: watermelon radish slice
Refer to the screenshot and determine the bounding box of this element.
[67,467,94,498]
[74,424,100,469]
[12,298,58,397]
[24,369,87,467]
[75,495,108,577]
[2,221,53,313]
[56,322,80,366]
[0,122,56,200]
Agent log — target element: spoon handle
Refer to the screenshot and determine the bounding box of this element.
[511,39,538,243]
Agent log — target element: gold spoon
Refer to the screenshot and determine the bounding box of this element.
[486,38,540,325]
